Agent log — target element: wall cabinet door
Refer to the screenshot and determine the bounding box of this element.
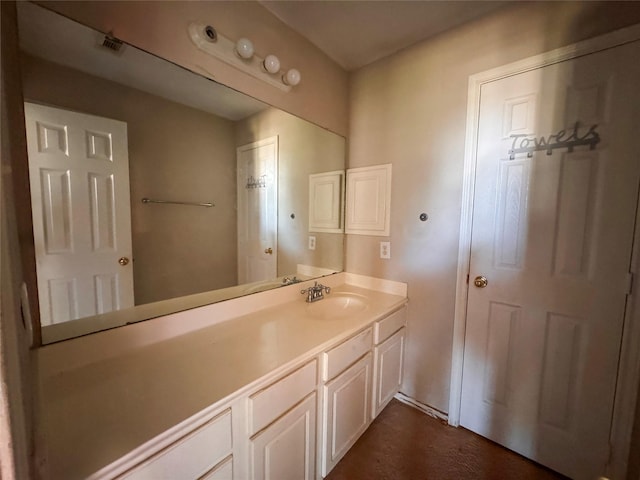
[373,328,405,418]
[250,393,316,480]
[321,353,372,477]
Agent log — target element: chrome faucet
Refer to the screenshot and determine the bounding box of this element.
[301,281,331,303]
[282,276,301,286]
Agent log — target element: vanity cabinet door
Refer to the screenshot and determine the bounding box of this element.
[200,456,233,480]
[373,327,405,418]
[321,352,372,477]
[250,393,316,480]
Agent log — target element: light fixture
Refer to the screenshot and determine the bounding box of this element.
[263,54,280,74]
[283,68,301,86]
[204,25,217,42]
[188,22,301,92]
[235,38,254,59]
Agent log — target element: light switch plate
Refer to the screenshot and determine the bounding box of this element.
[308,236,316,250]
[380,241,391,259]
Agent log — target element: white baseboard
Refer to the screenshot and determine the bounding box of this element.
[394,393,448,422]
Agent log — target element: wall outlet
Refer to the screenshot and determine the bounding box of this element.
[380,241,391,259]
[308,236,316,250]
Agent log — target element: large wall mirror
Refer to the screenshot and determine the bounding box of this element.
[17,2,345,345]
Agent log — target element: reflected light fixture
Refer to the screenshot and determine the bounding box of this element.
[188,22,301,92]
[263,54,281,74]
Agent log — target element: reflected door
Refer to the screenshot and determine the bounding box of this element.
[24,103,134,326]
[459,41,640,478]
[237,137,278,284]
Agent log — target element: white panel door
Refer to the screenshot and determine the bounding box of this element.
[24,103,133,326]
[460,42,640,479]
[237,137,278,284]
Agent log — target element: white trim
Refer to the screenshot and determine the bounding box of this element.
[394,393,448,422]
[449,23,640,478]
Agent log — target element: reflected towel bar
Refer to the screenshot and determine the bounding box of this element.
[141,198,214,208]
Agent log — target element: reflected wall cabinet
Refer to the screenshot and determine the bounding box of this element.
[309,170,344,233]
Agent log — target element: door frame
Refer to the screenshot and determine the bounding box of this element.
[449,23,640,478]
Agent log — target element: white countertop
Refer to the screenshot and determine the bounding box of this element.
[36,274,407,480]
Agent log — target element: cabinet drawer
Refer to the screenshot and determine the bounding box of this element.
[322,327,372,381]
[373,306,406,344]
[249,359,317,435]
[120,409,232,480]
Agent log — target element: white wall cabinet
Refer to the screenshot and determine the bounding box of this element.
[345,164,392,236]
[250,393,317,480]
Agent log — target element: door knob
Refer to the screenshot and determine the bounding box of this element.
[264,248,273,255]
[474,275,488,288]
[118,257,130,266]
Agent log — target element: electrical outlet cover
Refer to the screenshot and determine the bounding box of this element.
[308,236,316,250]
[380,241,391,259]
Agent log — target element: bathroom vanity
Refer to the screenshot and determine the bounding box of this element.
[35,273,407,480]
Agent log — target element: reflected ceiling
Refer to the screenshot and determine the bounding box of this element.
[18,3,267,120]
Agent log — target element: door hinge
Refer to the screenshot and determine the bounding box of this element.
[625,272,634,295]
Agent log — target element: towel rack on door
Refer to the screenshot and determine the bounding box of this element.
[141,197,214,208]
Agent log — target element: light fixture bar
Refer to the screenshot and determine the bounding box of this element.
[188,23,292,92]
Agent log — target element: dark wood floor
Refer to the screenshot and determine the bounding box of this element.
[326,399,567,480]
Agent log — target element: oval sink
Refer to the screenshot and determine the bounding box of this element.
[306,292,369,319]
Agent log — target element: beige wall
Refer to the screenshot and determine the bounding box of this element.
[38,1,349,137]
[235,108,345,276]
[348,1,640,413]
[21,55,238,305]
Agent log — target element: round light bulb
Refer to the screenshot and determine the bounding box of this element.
[263,54,280,74]
[283,68,301,86]
[235,38,254,59]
